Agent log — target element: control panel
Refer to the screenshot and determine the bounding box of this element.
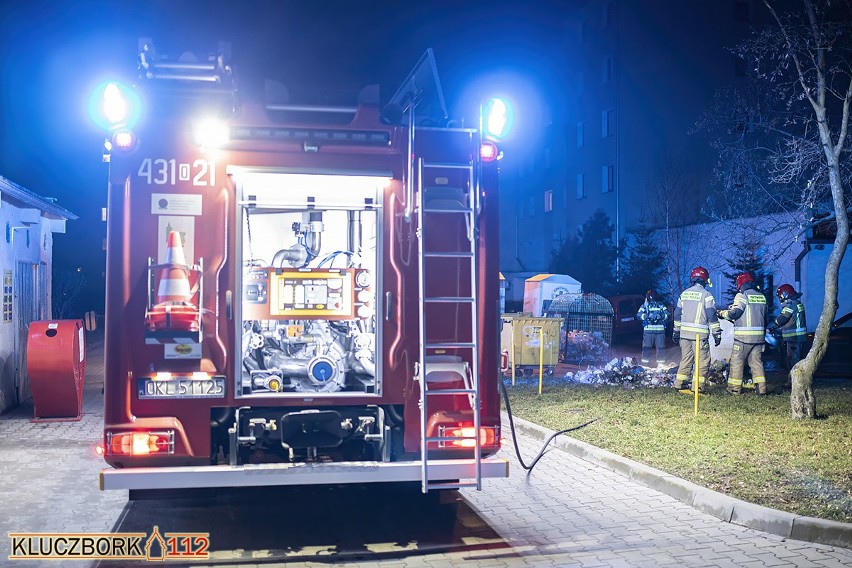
[242,268,373,321]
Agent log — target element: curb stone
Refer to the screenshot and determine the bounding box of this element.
[503,412,852,550]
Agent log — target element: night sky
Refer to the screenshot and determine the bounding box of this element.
[0,0,568,312]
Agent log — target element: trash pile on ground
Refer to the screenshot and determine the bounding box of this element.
[562,357,730,389]
[561,330,609,364]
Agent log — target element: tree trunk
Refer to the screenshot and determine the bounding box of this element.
[790,360,816,419]
[788,159,849,420]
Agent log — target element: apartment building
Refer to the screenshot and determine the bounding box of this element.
[500,0,767,273]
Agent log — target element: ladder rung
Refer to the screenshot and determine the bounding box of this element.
[426,342,475,349]
[423,206,474,213]
[424,296,475,303]
[422,162,473,169]
[425,388,477,396]
[424,252,474,258]
[427,481,479,490]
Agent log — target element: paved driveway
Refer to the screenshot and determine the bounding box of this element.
[1,337,850,567]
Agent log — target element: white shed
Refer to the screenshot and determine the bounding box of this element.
[0,176,77,413]
[522,273,582,317]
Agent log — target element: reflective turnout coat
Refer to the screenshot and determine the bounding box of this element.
[775,297,807,343]
[729,288,767,344]
[673,284,720,340]
[637,300,669,334]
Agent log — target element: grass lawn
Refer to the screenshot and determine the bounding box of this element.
[502,376,852,523]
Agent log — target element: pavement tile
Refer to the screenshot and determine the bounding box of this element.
[2,338,852,567]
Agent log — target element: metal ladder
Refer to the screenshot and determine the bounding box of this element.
[415,157,483,493]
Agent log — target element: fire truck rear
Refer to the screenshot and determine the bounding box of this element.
[98,41,507,493]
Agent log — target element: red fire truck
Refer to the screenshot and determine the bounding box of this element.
[97,41,507,494]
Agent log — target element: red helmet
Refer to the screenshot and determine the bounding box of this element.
[646,289,658,301]
[690,266,710,283]
[735,272,754,290]
[776,283,796,301]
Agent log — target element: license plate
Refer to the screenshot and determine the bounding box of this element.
[138,377,226,399]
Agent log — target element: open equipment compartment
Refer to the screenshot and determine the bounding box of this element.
[235,170,384,398]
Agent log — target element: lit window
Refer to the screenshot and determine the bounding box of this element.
[602,165,615,193]
[576,174,587,200]
[576,122,585,148]
[101,207,108,221]
[544,190,553,213]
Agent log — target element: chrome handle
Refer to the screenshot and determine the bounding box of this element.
[403,112,416,222]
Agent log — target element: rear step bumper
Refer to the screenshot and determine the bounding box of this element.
[100,457,509,491]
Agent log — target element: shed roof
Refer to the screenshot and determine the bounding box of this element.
[0,175,78,220]
[525,273,581,285]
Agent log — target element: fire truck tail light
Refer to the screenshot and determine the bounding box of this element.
[107,431,175,456]
[193,118,230,149]
[480,141,499,162]
[112,129,137,151]
[438,425,498,448]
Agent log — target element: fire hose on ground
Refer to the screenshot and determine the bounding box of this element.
[499,379,600,472]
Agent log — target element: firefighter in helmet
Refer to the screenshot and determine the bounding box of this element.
[770,284,807,373]
[673,266,721,392]
[636,289,669,367]
[718,272,768,395]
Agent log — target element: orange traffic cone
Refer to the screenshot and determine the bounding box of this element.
[145,231,199,333]
[156,231,192,303]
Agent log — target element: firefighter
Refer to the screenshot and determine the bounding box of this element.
[672,266,721,392]
[718,272,768,395]
[770,283,807,372]
[636,289,669,367]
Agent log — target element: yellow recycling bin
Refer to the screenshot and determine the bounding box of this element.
[500,315,561,385]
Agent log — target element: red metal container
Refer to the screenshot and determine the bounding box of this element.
[27,320,86,419]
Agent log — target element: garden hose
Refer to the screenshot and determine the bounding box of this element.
[500,379,599,472]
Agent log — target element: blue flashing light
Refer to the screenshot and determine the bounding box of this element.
[484,97,512,140]
[103,83,127,124]
[88,80,141,131]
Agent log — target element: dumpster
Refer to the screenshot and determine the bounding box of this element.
[27,320,86,420]
[500,315,561,377]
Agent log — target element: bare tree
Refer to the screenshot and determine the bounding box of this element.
[52,269,86,319]
[702,0,851,418]
[643,154,708,299]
